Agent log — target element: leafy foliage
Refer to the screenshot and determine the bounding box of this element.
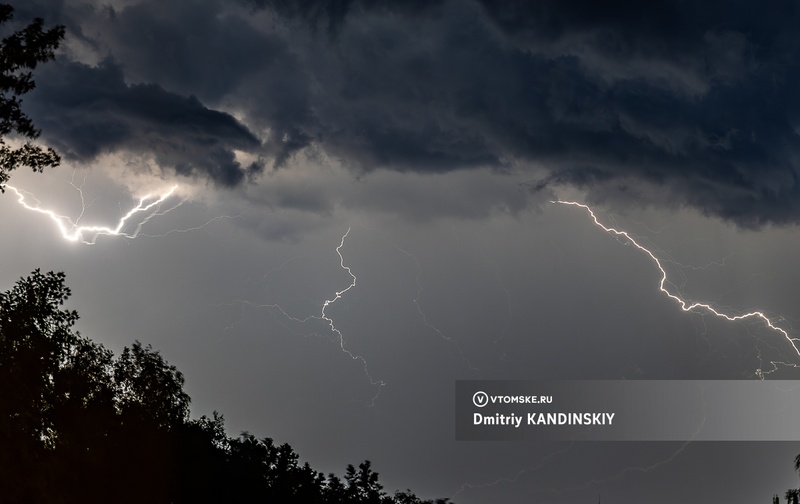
[0,270,451,504]
[0,4,63,189]
[113,341,190,430]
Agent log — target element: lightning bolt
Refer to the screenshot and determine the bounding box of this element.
[555,391,708,495]
[450,442,575,500]
[321,228,386,402]
[550,440,694,496]
[394,244,450,342]
[460,203,777,499]
[223,228,386,404]
[5,183,182,244]
[554,200,800,374]
[391,243,481,371]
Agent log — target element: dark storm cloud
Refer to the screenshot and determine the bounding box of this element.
[12,0,800,223]
[26,58,263,186]
[80,0,317,169]
[242,0,444,36]
[257,0,800,226]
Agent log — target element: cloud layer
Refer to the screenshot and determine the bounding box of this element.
[12,0,800,224]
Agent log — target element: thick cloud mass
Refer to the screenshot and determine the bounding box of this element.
[26,59,263,186]
[13,0,800,224]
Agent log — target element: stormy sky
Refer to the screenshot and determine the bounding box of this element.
[2,0,800,502]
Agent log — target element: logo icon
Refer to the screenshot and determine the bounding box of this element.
[472,391,489,408]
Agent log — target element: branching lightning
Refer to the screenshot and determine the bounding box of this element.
[224,228,386,404]
[392,243,481,371]
[321,228,386,402]
[554,200,800,374]
[394,244,451,343]
[9,179,384,398]
[450,442,575,500]
[6,182,182,244]
[453,203,790,500]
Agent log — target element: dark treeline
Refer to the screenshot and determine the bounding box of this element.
[0,270,450,504]
[776,489,800,504]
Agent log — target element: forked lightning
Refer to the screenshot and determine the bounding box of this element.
[554,200,800,365]
[6,183,180,244]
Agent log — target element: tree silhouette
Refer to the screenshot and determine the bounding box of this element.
[0,4,63,189]
[114,340,190,430]
[795,453,800,479]
[344,461,388,503]
[0,270,119,502]
[0,270,452,504]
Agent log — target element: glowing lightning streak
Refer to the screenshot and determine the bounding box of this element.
[394,244,451,342]
[321,228,386,404]
[6,184,180,244]
[393,244,479,371]
[554,201,800,364]
[450,442,575,500]
[459,204,779,499]
[222,228,386,404]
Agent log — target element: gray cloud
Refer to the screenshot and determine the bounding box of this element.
[27,58,263,186]
[12,0,800,224]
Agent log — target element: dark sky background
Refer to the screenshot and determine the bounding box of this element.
[3,0,800,502]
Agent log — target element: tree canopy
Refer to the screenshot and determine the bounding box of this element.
[0,270,451,504]
[0,3,63,189]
